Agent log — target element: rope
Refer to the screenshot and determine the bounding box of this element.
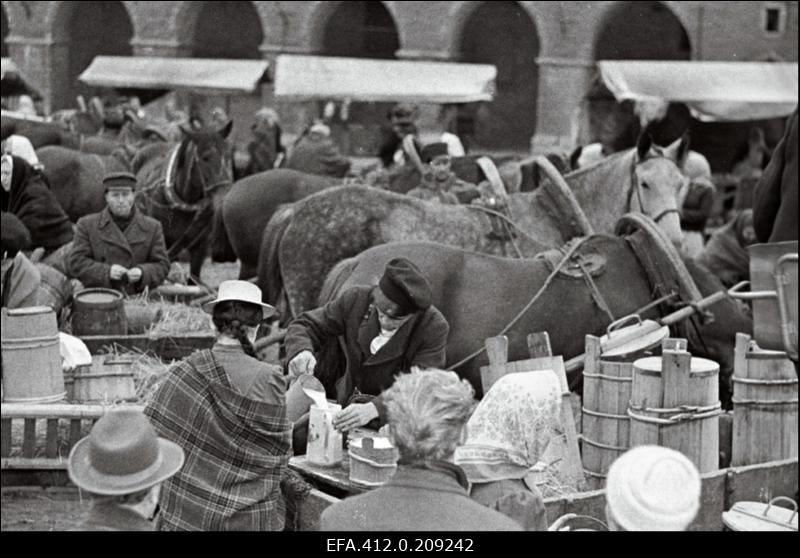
[582,372,633,382]
[580,436,629,452]
[581,407,629,420]
[732,398,798,406]
[464,204,545,248]
[628,402,722,425]
[576,256,616,322]
[732,377,798,386]
[447,238,589,370]
[582,469,609,480]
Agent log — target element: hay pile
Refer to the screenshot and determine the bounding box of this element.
[123,292,214,338]
[99,344,172,404]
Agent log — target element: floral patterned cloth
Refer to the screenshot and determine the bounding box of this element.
[455,371,561,484]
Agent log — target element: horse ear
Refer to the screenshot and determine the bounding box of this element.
[636,132,653,160]
[675,131,691,168]
[569,145,583,170]
[218,119,233,139]
[179,123,200,141]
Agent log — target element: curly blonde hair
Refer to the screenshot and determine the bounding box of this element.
[384,369,476,463]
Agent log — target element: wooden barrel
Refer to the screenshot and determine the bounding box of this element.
[732,334,798,467]
[581,321,669,488]
[35,263,73,317]
[123,302,163,334]
[629,343,720,473]
[71,288,127,336]
[1,306,65,403]
[72,355,136,403]
[749,241,798,352]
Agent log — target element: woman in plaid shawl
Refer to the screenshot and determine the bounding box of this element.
[144,281,294,531]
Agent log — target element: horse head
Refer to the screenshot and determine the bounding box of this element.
[177,120,234,203]
[630,131,691,247]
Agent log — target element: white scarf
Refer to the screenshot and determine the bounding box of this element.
[370,327,398,355]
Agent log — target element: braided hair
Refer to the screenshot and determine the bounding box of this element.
[211,300,262,358]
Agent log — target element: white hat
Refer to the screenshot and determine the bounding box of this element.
[4,135,40,167]
[309,122,331,137]
[606,445,701,531]
[203,280,275,320]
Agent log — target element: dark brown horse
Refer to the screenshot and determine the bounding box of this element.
[316,235,751,405]
[39,122,234,278]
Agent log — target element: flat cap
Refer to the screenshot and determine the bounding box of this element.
[378,258,432,313]
[103,171,137,190]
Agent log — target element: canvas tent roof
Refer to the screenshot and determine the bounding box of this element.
[598,60,798,122]
[274,54,497,103]
[78,56,270,95]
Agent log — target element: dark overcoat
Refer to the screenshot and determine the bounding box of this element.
[753,108,798,243]
[284,285,448,421]
[67,207,170,294]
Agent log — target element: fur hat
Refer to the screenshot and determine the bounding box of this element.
[378,258,432,313]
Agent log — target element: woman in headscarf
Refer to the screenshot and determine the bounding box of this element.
[454,370,562,530]
[144,280,298,531]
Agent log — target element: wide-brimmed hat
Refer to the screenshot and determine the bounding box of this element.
[203,280,276,320]
[606,445,701,531]
[68,408,184,496]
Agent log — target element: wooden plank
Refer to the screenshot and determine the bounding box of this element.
[22,420,36,459]
[480,336,509,393]
[1,418,11,458]
[2,457,69,470]
[544,488,607,530]
[289,455,367,498]
[295,488,340,532]
[727,458,799,507]
[527,332,552,358]
[688,469,727,531]
[45,419,59,459]
[1,403,143,420]
[68,420,83,449]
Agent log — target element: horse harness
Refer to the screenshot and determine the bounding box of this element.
[626,154,683,225]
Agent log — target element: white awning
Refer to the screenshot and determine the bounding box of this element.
[78,56,270,95]
[274,54,496,103]
[598,61,799,121]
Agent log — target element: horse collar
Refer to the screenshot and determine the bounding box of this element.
[162,143,205,213]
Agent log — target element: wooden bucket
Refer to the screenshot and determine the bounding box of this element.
[629,340,721,473]
[71,288,127,336]
[581,318,669,488]
[732,334,798,467]
[72,355,136,403]
[1,306,65,403]
[348,437,398,487]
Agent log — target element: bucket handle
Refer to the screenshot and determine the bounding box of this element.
[606,314,641,336]
[728,281,778,301]
[775,254,798,361]
[764,496,798,524]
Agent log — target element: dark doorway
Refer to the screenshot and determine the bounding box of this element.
[323,1,400,59]
[191,1,264,59]
[459,2,539,150]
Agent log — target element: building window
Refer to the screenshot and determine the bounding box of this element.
[762,3,786,36]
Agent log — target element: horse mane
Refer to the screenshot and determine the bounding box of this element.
[564,147,634,181]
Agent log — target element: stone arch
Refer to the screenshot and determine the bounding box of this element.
[45,1,133,109]
[455,1,541,150]
[1,3,8,57]
[176,0,265,59]
[307,1,401,58]
[594,1,692,61]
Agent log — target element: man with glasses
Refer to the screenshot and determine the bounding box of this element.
[285,258,450,434]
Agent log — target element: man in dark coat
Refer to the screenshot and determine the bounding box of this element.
[285,122,351,178]
[320,369,520,531]
[753,108,798,243]
[246,107,285,175]
[285,258,449,432]
[406,143,480,205]
[67,172,170,295]
[0,154,73,253]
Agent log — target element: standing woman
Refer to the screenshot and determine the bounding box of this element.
[455,371,562,530]
[144,280,292,531]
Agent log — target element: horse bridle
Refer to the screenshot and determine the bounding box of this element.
[627,154,683,224]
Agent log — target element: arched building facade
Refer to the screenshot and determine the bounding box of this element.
[2,1,798,153]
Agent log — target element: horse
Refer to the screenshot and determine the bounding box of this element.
[221,155,519,280]
[315,232,751,406]
[259,132,691,318]
[38,122,234,279]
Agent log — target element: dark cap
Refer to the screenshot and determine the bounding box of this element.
[420,142,450,164]
[103,171,137,191]
[378,258,432,313]
[390,103,418,124]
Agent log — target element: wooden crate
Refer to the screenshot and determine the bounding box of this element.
[1,403,144,471]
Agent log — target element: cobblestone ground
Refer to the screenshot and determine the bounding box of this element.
[1,488,91,531]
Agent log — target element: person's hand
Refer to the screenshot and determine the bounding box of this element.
[288,350,317,380]
[109,264,128,281]
[126,267,143,283]
[333,402,379,433]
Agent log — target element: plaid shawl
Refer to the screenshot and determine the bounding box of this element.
[144,350,292,531]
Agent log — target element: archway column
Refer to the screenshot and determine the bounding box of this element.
[4,35,71,113]
[529,56,595,155]
[130,38,192,57]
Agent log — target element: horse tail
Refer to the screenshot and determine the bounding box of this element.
[210,193,237,263]
[257,202,296,309]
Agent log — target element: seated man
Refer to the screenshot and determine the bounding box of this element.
[320,369,521,531]
[68,172,170,295]
[1,152,74,255]
[285,121,351,178]
[406,143,480,205]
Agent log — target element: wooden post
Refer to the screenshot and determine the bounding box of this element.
[480,335,509,393]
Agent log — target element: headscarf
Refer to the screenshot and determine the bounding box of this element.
[455,371,561,484]
[3,135,40,168]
